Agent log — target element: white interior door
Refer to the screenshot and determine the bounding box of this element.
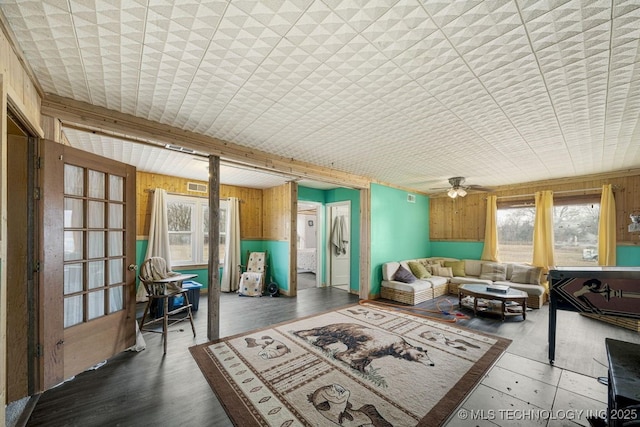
[328,202,350,287]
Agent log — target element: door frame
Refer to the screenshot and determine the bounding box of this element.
[326,200,351,289]
[296,200,323,287]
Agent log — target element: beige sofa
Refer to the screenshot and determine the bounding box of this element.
[381,257,546,308]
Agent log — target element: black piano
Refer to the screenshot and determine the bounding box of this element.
[549,266,640,364]
[549,267,640,425]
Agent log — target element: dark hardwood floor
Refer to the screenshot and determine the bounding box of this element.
[25,287,359,427]
[24,289,640,426]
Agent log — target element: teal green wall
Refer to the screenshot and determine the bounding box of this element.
[240,239,289,291]
[370,184,429,296]
[617,246,640,266]
[429,241,640,267]
[430,241,484,259]
[264,240,290,292]
[298,186,326,203]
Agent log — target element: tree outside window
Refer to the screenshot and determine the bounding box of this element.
[497,200,600,266]
[167,195,227,266]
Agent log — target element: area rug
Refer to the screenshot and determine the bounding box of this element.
[190,304,511,426]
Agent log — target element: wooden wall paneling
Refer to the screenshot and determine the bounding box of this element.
[262,184,290,241]
[220,184,262,240]
[7,134,29,401]
[0,24,43,137]
[135,172,263,240]
[429,172,640,244]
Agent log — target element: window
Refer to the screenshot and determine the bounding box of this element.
[497,198,600,266]
[497,205,535,263]
[166,195,227,266]
[553,201,599,266]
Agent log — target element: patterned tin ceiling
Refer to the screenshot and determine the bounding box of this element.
[1,0,639,191]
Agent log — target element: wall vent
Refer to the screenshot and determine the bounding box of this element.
[407,194,416,203]
[165,144,196,154]
[187,182,207,193]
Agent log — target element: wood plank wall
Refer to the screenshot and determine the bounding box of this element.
[136,171,264,239]
[430,171,640,244]
[2,17,44,416]
[262,182,292,241]
[0,24,42,135]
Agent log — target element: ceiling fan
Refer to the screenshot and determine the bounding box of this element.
[432,177,493,198]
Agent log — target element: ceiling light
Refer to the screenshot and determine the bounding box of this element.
[457,188,467,197]
[448,189,458,198]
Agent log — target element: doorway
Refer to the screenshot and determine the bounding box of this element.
[296,202,321,290]
[327,201,350,292]
[6,114,37,403]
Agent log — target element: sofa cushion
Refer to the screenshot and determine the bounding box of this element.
[382,262,399,281]
[479,263,507,281]
[408,261,431,279]
[432,266,453,278]
[510,264,542,285]
[444,260,465,277]
[464,259,484,277]
[381,279,432,293]
[394,265,416,283]
[427,275,450,287]
[449,276,493,286]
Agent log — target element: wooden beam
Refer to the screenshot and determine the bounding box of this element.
[1,73,8,424]
[208,155,220,341]
[41,94,372,189]
[359,187,371,300]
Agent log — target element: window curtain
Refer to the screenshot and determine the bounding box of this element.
[221,197,241,292]
[136,188,171,302]
[481,195,499,261]
[598,184,616,266]
[532,190,555,292]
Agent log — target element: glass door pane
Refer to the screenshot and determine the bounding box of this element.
[64,166,128,328]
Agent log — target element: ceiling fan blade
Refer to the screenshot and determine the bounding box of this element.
[466,185,494,192]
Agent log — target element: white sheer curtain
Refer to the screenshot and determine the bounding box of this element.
[221,197,241,292]
[137,188,172,302]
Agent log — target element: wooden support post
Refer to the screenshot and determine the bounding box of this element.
[1,73,8,424]
[208,155,220,341]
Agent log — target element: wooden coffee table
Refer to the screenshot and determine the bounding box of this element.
[458,284,528,321]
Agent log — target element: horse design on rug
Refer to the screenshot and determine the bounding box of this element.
[293,323,434,372]
[245,335,290,359]
[308,383,392,427]
[420,331,481,351]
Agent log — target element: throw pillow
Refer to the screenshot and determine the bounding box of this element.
[408,261,431,279]
[432,266,453,278]
[393,265,416,283]
[479,263,507,281]
[511,264,542,285]
[419,261,434,274]
[444,260,466,277]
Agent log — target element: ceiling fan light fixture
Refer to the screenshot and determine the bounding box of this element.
[447,188,458,198]
[457,188,467,197]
